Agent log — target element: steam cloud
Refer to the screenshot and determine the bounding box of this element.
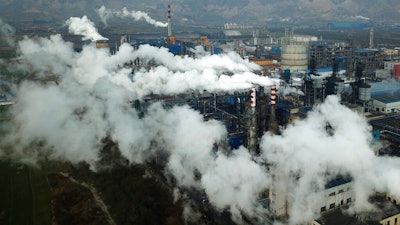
[2,19,400,225]
[65,16,108,41]
[260,95,400,224]
[98,5,168,27]
[0,18,16,46]
[3,31,272,223]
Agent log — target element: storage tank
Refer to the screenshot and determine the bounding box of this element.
[335,79,345,94]
[359,83,371,101]
[281,44,308,72]
[312,78,324,88]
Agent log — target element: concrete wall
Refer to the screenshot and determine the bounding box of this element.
[372,100,400,113]
[380,213,400,225]
[319,182,354,213]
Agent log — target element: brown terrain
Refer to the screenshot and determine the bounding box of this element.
[47,159,185,225]
[48,173,110,225]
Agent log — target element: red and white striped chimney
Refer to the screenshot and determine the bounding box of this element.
[250,87,256,109]
[270,86,276,107]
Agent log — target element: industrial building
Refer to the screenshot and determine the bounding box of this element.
[370,115,400,145]
[97,5,400,224]
[358,82,400,114]
[309,41,352,69]
[320,176,353,213]
[383,61,400,80]
[312,192,400,225]
[352,49,384,72]
[124,51,397,225]
[371,91,400,113]
[269,172,354,218]
[308,42,384,74]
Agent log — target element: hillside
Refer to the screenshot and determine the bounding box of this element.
[0,0,399,27]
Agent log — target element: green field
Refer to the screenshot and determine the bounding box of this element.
[0,160,52,225]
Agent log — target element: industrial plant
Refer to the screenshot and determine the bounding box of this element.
[84,5,400,225]
[2,2,400,225]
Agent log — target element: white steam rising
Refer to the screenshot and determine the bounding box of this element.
[261,95,400,224]
[98,5,168,27]
[0,18,16,47]
[65,16,108,41]
[3,19,400,225]
[3,32,272,223]
[353,15,370,20]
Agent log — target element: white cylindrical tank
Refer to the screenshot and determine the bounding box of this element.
[313,78,324,88]
[335,80,345,94]
[359,84,371,101]
[281,44,308,72]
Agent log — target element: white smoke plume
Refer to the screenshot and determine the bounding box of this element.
[260,95,400,224]
[4,22,400,225]
[278,85,304,96]
[98,5,168,27]
[353,15,370,20]
[0,18,16,47]
[1,32,273,223]
[65,16,108,41]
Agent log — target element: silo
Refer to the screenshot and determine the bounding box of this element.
[335,79,345,94]
[312,78,324,89]
[359,83,371,101]
[281,44,308,72]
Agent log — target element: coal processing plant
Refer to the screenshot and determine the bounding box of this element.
[127,57,386,158]
[111,5,400,155]
[5,1,400,225]
[45,4,400,224]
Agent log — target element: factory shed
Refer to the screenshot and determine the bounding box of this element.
[313,193,400,225]
[371,91,400,113]
[370,82,400,113]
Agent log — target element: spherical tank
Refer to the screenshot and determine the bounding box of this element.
[281,44,308,72]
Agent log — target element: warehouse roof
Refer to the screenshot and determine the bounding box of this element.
[354,48,378,54]
[372,91,400,104]
[371,82,400,95]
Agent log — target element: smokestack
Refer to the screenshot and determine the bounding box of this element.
[270,86,276,107]
[250,87,256,110]
[269,86,278,134]
[369,28,373,49]
[167,5,172,37]
[248,87,257,154]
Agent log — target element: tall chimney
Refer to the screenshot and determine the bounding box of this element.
[269,86,278,134]
[250,87,256,110]
[270,86,276,107]
[369,28,373,49]
[248,87,257,154]
[167,5,172,37]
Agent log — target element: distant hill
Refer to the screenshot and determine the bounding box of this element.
[1,0,399,27]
